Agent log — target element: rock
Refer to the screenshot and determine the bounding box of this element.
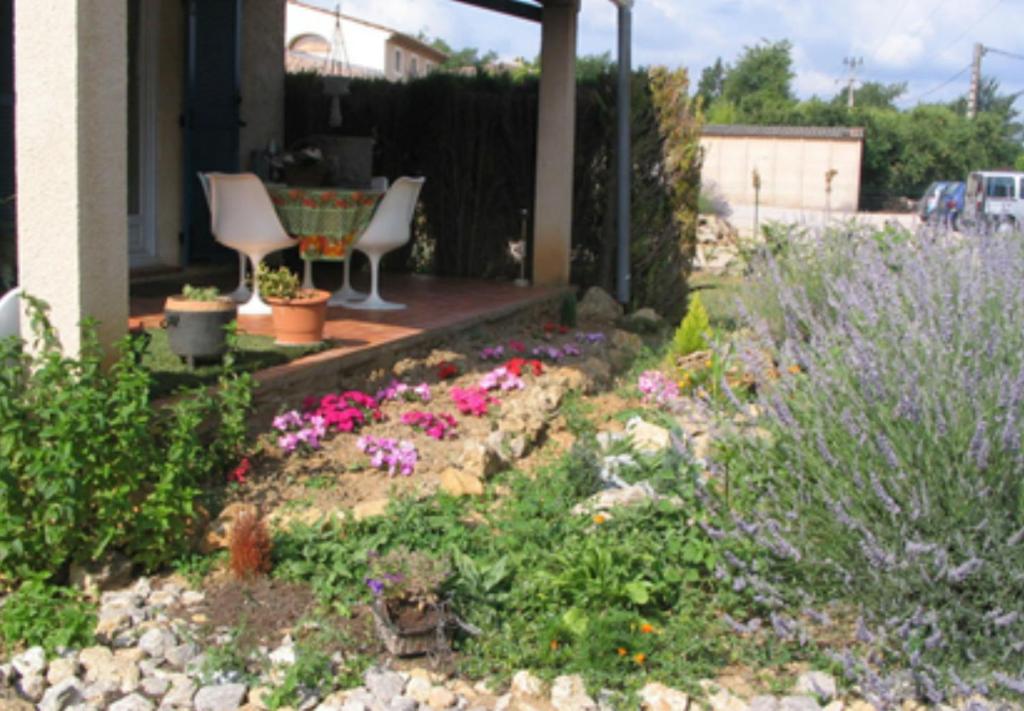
[352,498,390,521]
[0,698,35,711]
[47,657,81,686]
[461,440,503,480]
[268,643,296,666]
[578,287,623,323]
[247,686,273,710]
[426,687,457,709]
[15,673,46,702]
[551,675,596,710]
[140,676,170,697]
[79,646,140,694]
[748,696,780,711]
[699,682,746,711]
[164,642,199,669]
[625,417,671,454]
[388,697,418,711]
[364,667,406,704]
[181,590,206,606]
[780,697,820,711]
[194,684,249,711]
[510,671,546,700]
[405,677,433,704]
[621,308,663,333]
[70,552,134,596]
[161,674,197,707]
[578,358,612,391]
[822,703,844,711]
[440,468,485,497]
[571,482,672,515]
[39,677,86,711]
[138,627,176,659]
[608,330,643,372]
[202,503,259,553]
[795,673,837,702]
[638,683,689,711]
[12,646,47,678]
[147,589,179,608]
[109,693,156,711]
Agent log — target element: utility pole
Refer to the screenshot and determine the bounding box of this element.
[968,43,986,119]
[843,57,863,109]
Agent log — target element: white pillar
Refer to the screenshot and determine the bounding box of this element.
[531,0,578,287]
[15,0,128,355]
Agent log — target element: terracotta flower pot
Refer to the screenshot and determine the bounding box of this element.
[265,289,330,346]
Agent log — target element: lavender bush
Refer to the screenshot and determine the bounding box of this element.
[722,226,1024,705]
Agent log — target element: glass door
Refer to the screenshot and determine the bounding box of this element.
[128,0,157,267]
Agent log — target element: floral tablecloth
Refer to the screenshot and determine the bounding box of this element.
[267,185,384,261]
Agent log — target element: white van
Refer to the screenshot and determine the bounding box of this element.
[963,171,1024,231]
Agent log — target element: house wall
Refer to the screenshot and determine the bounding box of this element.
[700,134,863,211]
[286,2,390,76]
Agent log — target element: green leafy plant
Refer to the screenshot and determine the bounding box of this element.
[180,284,222,302]
[257,264,303,300]
[671,292,711,357]
[0,581,96,654]
[266,645,334,710]
[559,293,578,328]
[0,296,253,579]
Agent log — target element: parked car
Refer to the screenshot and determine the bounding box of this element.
[918,181,952,222]
[962,170,1024,232]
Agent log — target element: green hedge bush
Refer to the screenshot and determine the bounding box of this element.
[0,296,252,582]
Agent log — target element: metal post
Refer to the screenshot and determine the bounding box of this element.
[615,1,632,305]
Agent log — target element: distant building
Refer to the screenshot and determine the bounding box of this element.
[286,1,447,80]
[700,124,865,211]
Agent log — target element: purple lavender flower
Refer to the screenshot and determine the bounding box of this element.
[364,577,384,596]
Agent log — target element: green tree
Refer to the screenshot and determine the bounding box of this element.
[695,57,726,107]
[721,40,796,121]
[831,81,906,110]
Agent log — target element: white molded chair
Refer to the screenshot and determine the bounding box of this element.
[343,176,425,311]
[0,287,21,340]
[198,173,250,304]
[206,173,295,316]
[326,176,392,306]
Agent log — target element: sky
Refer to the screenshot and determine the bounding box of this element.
[312,0,1024,108]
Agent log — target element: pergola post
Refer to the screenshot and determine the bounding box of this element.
[15,0,128,355]
[531,0,578,286]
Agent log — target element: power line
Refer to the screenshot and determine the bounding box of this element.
[985,46,1024,63]
[908,63,972,103]
[940,0,1004,54]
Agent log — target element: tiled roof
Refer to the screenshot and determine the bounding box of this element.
[702,124,865,140]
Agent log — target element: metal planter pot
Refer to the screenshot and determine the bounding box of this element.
[163,295,237,368]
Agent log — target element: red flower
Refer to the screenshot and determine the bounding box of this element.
[438,361,459,380]
[504,358,544,377]
[543,322,558,333]
[228,457,251,484]
[508,339,526,353]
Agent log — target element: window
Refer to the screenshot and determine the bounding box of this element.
[394,49,402,73]
[411,57,419,76]
[986,177,1016,199]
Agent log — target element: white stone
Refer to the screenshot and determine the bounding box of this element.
[822,703,844,711]
[39,677,86,711]
[194,683,248,711]
[426,687,457,709]
[699,682,746,711]
[748,696,780,711]
[138,628,176,659]
[164,642,198,669]
[147,590,179,608]
[625,417,671,454]
[140,676,170,697]
[405,677,433,704]
[109,693,156,711]
[795,672,837,701]
[47,657,81,686]
[181,590,206,606]
[16,672,46,702]
[551,674,597,710]
[268,643,297,666]
[160,674,197,707]
[388,697,419,711]
[510,670,545,699]
[638,682,690,711]
[12,646,47,678]
[364,667,406,703]
[780,696,821,711]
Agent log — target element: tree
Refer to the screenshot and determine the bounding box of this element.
[830,81,906,110]
[721,40,796,121]
[696,58,726,107]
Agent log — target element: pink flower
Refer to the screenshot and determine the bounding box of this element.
[401,411,458,440]
[228,458,251,484]
[451,386,499,416]
[507,339,526,354]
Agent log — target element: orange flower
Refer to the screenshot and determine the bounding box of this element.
[640,623,655,634]
[549,640,559,651]
[633,652,646,665]
[593,513,607,525]
[788,364,801,374]
[617,647,628,656]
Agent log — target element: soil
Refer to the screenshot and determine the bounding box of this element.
[184,576,315,649]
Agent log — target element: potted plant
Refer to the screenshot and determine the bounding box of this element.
[258,264,330,346]
[163,284,237,368]
[365,547,453,657]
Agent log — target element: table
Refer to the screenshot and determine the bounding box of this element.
[266,184,385,303]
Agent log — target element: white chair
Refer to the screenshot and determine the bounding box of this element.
[206,173,296,316]
[0,286,21,340]
[342,177,425,311]
[198,173,251,304]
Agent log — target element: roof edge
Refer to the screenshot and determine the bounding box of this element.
[702,124,866,140]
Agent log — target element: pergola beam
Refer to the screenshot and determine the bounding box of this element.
[449,0,542,23]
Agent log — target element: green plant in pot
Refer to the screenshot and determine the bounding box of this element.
[365,547,453,657]
[163,284,237,368]
[258,264,330,346]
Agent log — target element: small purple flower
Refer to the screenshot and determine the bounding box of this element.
[364,577,384,596]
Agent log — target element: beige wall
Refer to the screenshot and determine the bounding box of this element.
[240,0,285,167]
[154,0,184,267]
[16,0,128,355]
[700,135,863,211]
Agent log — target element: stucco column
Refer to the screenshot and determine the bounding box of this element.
[15,1,128,355]
[531,0,578,287]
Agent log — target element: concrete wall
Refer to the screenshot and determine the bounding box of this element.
[240,0,286,165]
[700,134,863,211]
[16,0,127,354]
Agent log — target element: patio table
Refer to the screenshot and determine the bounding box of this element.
[266,184,385,303]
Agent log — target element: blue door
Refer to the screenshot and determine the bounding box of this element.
[182,0,242,263]
[0,0,14,289]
